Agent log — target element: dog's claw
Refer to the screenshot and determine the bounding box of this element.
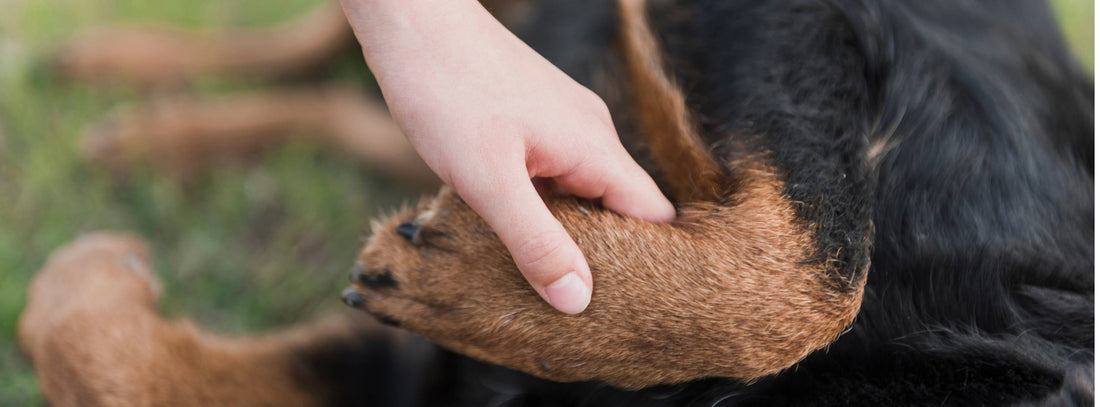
[396,221,420,242]
[349,261,399,289]
[341,287,365,308]
[362,271,398,289]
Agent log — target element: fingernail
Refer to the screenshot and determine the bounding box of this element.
[545,272,591,314]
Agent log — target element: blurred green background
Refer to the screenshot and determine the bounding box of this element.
[0,0,1092,404]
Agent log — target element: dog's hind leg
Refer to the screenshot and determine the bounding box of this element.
[50,0,536,88]
[50,2,353,87]
[18,232,434,407]
[82,86,439,187]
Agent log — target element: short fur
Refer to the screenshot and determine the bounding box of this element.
[19,0,1093,405]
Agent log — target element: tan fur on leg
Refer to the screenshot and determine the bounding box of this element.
[51,2,353,87]
[50,0,534,88]
[347,168,864,388]
[619,0,724,202]
[18,232,401,406]
[82,86,438,186]
[342,0,867,388]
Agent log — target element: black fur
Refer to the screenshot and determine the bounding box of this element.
[319,0,1094,405]
[291,322,441,407]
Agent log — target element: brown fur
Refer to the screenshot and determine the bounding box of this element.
[348,171,863,388]
[50,1,532,88]
[617,0,724,202]
[343,0,865,388]
[18,232,400,406]
[56,1,539,184]
[82,86,437,185]
[52,2,353,87]
[19,0,867,401]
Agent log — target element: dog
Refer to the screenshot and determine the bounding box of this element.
[19,0,1093,405]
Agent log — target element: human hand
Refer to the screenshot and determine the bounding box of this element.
[341,0,675,314]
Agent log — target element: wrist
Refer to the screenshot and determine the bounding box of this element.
[341,0,492,50]
[340,0,520,103]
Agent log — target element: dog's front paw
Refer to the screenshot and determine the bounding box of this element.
[346,187,632,383]
[342,187,534,339]
[345,187,750,389]
[344,184,865,389]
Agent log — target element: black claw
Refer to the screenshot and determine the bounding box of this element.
[359,271,399,289]
[375,315,401,328]
[341,287,365,308]
[349,262,399,290]
[396,221,420,241]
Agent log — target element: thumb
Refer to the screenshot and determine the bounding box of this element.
[455,170,592,314]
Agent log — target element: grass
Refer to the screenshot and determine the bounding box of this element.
[1052,0,1095,70]
[0,0,417,404]
[0,0,1092,404]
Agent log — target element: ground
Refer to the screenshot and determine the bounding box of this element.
[0,0,1091,404]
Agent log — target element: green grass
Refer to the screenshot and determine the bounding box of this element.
[0,0,1092,404]
[0,0,416,404]
[1053,0,1095,70]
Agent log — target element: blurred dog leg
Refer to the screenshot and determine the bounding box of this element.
[49,0,535,88]
[82,86,439,187]
[50,2,353,87]
[18,232,428,407]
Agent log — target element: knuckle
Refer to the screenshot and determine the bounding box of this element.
[575,89,612,121]
[590,98,614,124]
[578,88,605,106]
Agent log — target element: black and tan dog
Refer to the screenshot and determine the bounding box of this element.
[19,0,1093,405]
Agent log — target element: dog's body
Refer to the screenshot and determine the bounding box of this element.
[19,0,1093,406]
